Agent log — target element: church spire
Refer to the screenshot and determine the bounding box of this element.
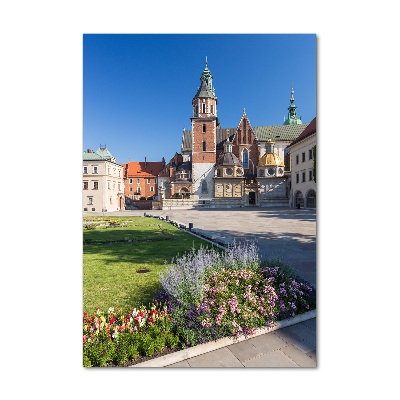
[284,85,302,125]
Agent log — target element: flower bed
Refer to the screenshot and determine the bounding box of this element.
[83,303,179,367]
[83,241,316,367]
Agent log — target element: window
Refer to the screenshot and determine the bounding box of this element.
[88,197,93,205]
[110,197,112,204]
[302,172,306,182]
[118,183,121,191]
[93,181,98,190]
[296,173,299,183]
[93,166,98,174]
[242,149,249,169]
[202,141,206,151]
[309,149,313,160]
[296,155,299,164]
[129,187,132,192]
[137,187,141,193]
[309,170,313,181]
[150,186,154,192]
[201,180,208,193]
[129,178,133,184]
[302,152,305,162]
[202,103,206,113]
[202,124,206,133]
[137,179,140,184]
[83,166,88,174]
[83,181,88,190]
[147,178,151,184]
[211,105,214,114]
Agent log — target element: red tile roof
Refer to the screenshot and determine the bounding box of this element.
[288,117,316,147]
[124,161,164,177]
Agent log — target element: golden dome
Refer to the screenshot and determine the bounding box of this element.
[258,153,284,167]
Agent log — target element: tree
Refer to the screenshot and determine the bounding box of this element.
[313,145,316,183]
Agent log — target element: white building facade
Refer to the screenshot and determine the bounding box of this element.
[288,118,316,208]
[83,147,125,212]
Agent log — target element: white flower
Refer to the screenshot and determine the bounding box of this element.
[108,307,114,313]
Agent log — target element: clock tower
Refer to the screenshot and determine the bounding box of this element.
[191,58,219,200]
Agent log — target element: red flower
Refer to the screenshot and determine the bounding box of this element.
[109,317,116,324]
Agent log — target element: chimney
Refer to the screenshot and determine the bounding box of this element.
[144,157,147,169]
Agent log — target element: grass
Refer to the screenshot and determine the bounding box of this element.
[83,216,211,313]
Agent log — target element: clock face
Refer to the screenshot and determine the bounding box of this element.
[278,168,284,175]
[268,167,275,176]
[225,168,233,175]
[236,168,243,176]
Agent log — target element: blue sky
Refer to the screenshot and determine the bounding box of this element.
[83,34,316,164]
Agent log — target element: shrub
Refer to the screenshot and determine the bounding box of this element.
[196,267,278,337]
[159,241,259,307]
[261,259,316,319]
[159,246,221,306]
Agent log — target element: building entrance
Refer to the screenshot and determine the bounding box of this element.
[249,191,256,205]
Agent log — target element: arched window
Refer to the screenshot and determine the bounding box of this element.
[201,180,208,193]
[242,148,249,169]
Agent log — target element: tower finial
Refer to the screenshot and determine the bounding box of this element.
[205,56,208,67]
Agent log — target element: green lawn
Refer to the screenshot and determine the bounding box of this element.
[83,216,211,313]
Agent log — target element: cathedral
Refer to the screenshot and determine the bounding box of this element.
[158,60,312,209]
